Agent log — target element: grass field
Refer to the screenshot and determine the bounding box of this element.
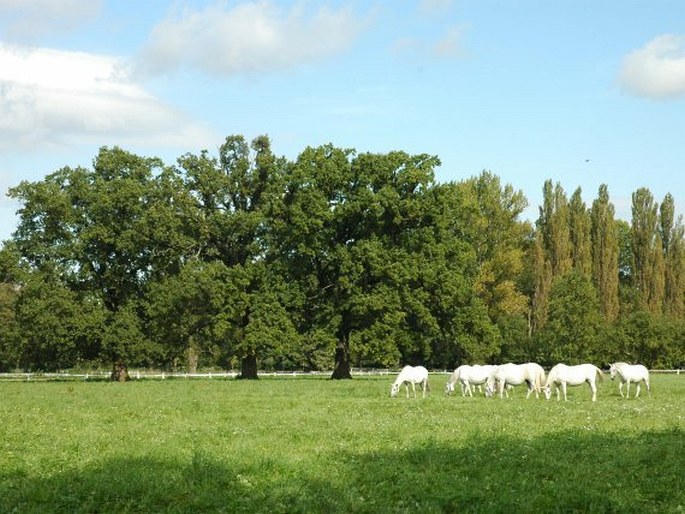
[1,373,683,513]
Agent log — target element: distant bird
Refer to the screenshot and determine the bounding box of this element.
[584,159,591,162]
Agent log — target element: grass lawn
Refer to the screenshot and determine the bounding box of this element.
[1,373,683,513]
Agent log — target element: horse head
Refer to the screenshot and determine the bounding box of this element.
[390,383,400,398]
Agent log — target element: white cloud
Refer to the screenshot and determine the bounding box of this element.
[136,0,367,77]
[618,34,685,99]
[433,26,465,58]
[392,25,465,59]
[0,0,102,41]
[0,43,215,150]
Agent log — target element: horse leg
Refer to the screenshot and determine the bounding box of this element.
[590,381,597,402]
[412,382,417,398]
[626,381,631,399]
[635,382,641,398]
[562,382,568,401]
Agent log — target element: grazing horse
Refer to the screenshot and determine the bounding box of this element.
[391,365,429,398]
[544,363,603,402]
[445,364,496,396]
[610,362,650,398]
[445,365,468,395]
[485,363,546,399]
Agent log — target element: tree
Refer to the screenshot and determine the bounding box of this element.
[0,283,20,371]
[0,244,24,371]
[146,260,231,372]
[530,227,552,333]
[648,233,665,315]
[659,194,685,317]
[631,188,659,307]
[272,146,487,377]
[538,180,572,277]
[590,184,619,322]
[569,188,592,277]
[8,147,180,375]
[14,273,106,371]
[532,180,572,333]
[178,135,289,378]
[537,270,603,365]
[616,220,633,286]
[453,172,530,356]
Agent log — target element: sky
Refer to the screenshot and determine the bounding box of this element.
[1,0,684,242]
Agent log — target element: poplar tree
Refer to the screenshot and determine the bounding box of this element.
[660,194,685,317]
[547,182,572,276]
[648,233,665,315]
[569,188,592,277]
[531,227,552,332]
[532,180,571,332]
[590,184,619,322]
[631,188,659,307]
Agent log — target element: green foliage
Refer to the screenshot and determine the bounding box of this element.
[614,311,685,368]
[3,136,685,372]
[537,270,603,365]
[591,184,619,321]
[14,275,105,371]
[0,283,20,371]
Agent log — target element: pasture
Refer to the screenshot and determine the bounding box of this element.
[1,373,683,513]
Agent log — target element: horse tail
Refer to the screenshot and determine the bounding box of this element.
[595,366,604,381]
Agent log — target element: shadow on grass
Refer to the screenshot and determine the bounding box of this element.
[2,428,683,513]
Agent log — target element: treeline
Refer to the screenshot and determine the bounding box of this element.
[0,135,683,378]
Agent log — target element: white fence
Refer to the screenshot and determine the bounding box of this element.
[0,368,681,382]
[0,369,395,381]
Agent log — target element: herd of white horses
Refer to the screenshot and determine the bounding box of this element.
[389,362,651,402]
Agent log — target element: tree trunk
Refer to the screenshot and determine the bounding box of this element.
[110,361,130,382]
[186,340,199,374]
[331,340,352,379]
[239,353,258,379]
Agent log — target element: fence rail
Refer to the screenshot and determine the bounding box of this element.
[0,369,396,381]
[0,368,682,382]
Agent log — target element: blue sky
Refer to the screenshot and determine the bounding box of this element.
[1,0,684,242]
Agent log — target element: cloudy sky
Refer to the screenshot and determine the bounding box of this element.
[1,0,684,241]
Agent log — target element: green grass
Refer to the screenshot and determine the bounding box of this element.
[1,374,683,513]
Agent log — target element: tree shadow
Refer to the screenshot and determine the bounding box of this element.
[2,428,682,513]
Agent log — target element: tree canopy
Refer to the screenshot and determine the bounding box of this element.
[1,136,683,376]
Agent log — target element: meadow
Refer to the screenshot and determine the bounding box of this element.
[0,373,683,513]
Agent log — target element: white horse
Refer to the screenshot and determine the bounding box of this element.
[446,364,496,396]
[610,362,650,398]
[485,363,546,399]
[544,363,603,402]
[391,365,429,398]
